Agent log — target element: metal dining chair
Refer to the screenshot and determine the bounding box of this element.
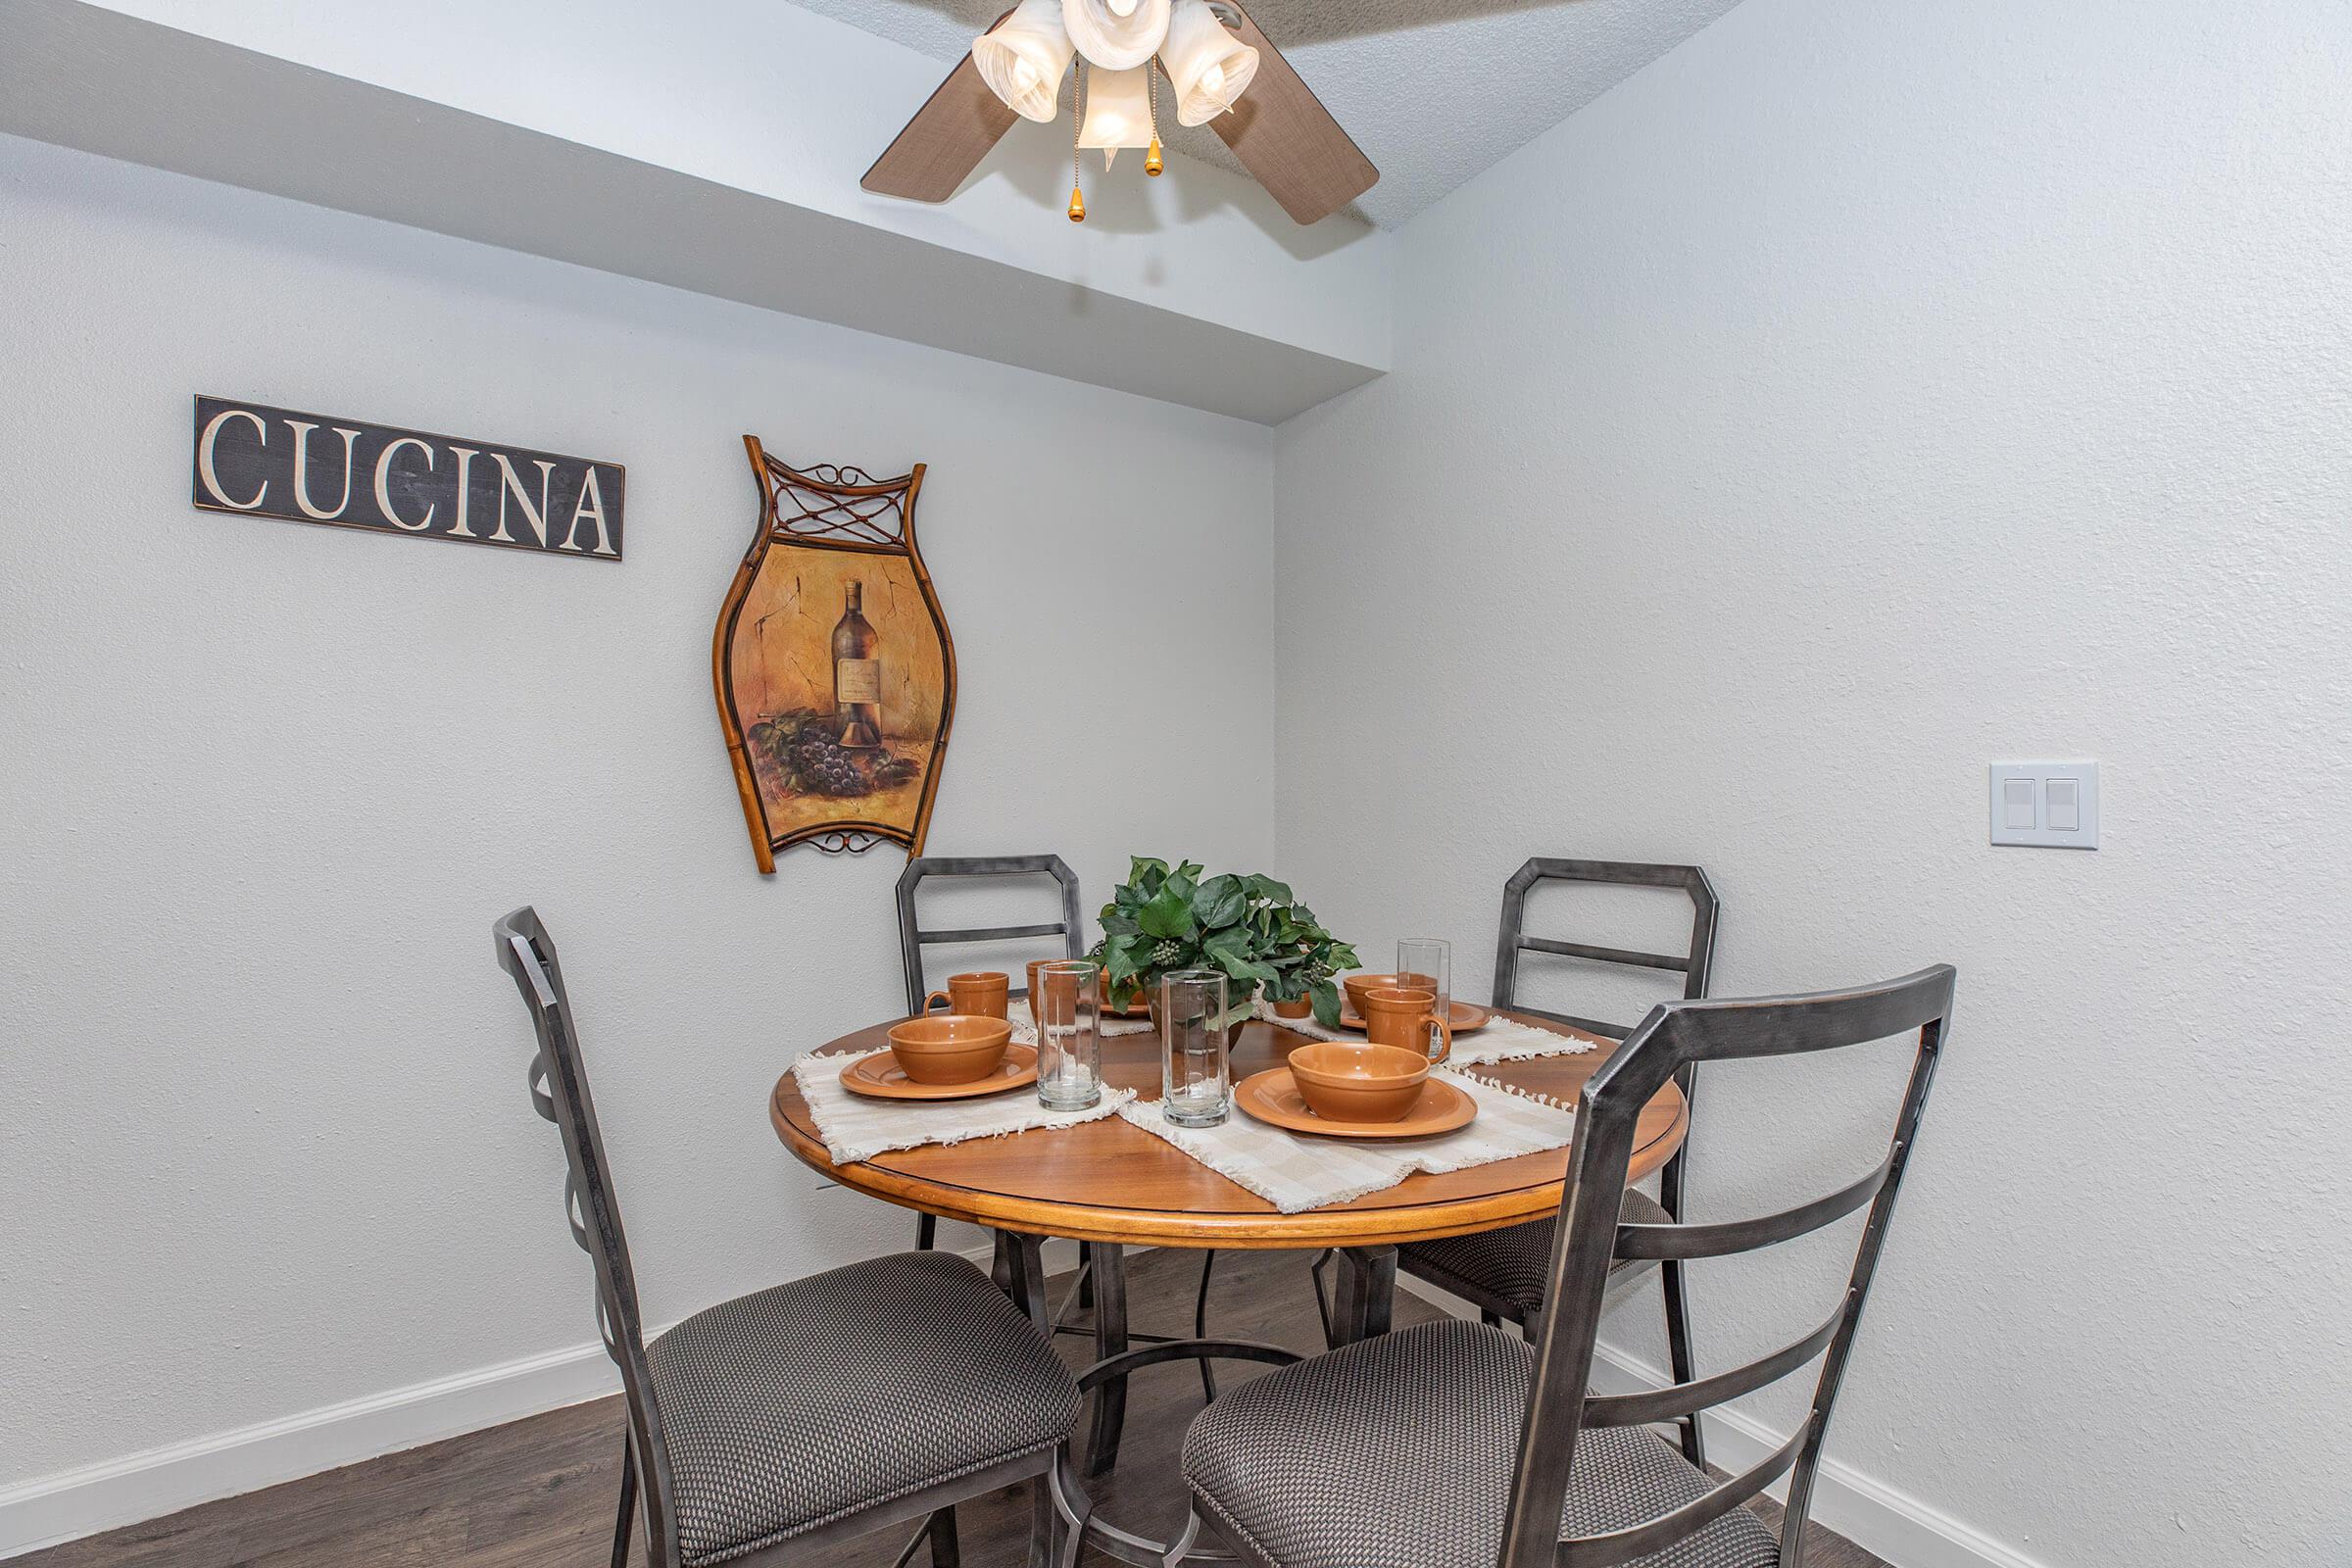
[494,906,1078,1568]
[896,854,1085,1014]
[893,854,1159,1478]
[1393,858,1718,1463]
[895,855,1085,1252]
[1166,965,1955,1568]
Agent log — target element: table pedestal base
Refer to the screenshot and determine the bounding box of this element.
[995,1231,1402,1568]
[1048,1341,1300,1566]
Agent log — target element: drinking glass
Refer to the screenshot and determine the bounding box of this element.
[1159,968,1231,1127]
[1033,960,1102,1111]
[1396,938,1452,1058]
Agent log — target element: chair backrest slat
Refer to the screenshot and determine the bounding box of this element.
[1580,1303,1843,1429]
[1614,1152,1891,1261]
[895,856,1083,1014]
[1501,964,1956,1568]
[494,907,681,1567]
[918,920,1071,946]
[1516,936,1691,974]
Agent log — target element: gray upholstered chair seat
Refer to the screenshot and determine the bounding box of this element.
[1181,1318,1777,1568]
[647,1251,1079,1566]
[1400,1188,1672,1318]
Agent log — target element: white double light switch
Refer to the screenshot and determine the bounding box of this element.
[1988,762,2099,849]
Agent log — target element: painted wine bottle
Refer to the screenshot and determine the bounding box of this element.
[832,581,883,748]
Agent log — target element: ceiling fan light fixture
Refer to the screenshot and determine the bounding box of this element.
[865,0,1376,226]
[1077,65,1154,169]
[974,0,1076,122]
[1062,0,1170,72]
[1158,0,1257,124]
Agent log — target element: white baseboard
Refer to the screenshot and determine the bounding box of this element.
[1584,1344,2053,1568]
[0,1334,630,1560]
[0,1236,1089,1561]
[1396,1281,2050,1568]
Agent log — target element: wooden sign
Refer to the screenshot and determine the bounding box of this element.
[191,396,624,561]
[710,439,956,872]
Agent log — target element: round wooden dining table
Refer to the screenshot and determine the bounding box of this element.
[769,1010,1686,1254]
[770,1010,1686,1566]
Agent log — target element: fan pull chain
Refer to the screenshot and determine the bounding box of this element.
[1146,64,1164,176]
[1068,61,1088,221]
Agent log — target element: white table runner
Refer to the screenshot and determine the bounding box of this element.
[1115,1067,1580,1213]
[1253,998,1601,1067]
[790,1047,1133,1165]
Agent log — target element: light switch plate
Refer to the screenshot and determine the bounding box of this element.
[1988,762,2099,849]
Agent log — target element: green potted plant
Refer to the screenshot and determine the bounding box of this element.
[1258,893,1359,1028]
[1093,858,1263,1030]
[1092,858,1357,1030]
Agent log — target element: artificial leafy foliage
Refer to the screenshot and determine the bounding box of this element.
[1092,857,1361,1028]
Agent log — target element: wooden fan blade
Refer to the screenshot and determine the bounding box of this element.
[1208,2,1378,225]
[863,52,1020,203]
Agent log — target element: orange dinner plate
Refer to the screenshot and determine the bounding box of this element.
[841,1044,1039,1101]
[1234,1068,1476,1140]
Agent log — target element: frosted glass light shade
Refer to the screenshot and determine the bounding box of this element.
[1158,0,1257,125]
[976,0,1077,122]
[1062,0,1169,72]
[1077,66,1153,168]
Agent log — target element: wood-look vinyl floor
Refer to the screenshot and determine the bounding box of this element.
[24,1249,1886,1568]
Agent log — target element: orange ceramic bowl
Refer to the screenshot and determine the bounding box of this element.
[1341,972,1399,1020]
[886,1013,1013,1085]
[1287,1042,1431,1123]
[1342,971,1436,1020]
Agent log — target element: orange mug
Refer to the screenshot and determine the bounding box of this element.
[1361,985,1452,1063]
[924,970,1008,1020]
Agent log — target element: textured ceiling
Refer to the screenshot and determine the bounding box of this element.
[800,0,1745,227]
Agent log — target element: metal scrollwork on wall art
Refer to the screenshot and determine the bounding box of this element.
[711,438,957,874]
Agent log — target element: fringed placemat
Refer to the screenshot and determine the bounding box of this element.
[791,1048,1133,1165]
[1114,1066,1578,1214]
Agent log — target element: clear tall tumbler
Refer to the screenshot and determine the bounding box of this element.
[1159,968,1231,1127]
[1396,938,1453,1057]
[1033,959,1102,1111]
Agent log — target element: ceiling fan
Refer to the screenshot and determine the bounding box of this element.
[862,0,1378,226]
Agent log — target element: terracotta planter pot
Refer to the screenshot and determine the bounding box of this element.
[1100,973,1152,1018]
[1270,996,1314,1020]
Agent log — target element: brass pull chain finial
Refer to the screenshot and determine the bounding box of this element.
[1146,63,1164,176]
[1068,60,1088,220]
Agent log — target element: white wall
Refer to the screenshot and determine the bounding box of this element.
[1274,2,2352,1565]
[11,1,2352,1562]
[0,129,1275,1527]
